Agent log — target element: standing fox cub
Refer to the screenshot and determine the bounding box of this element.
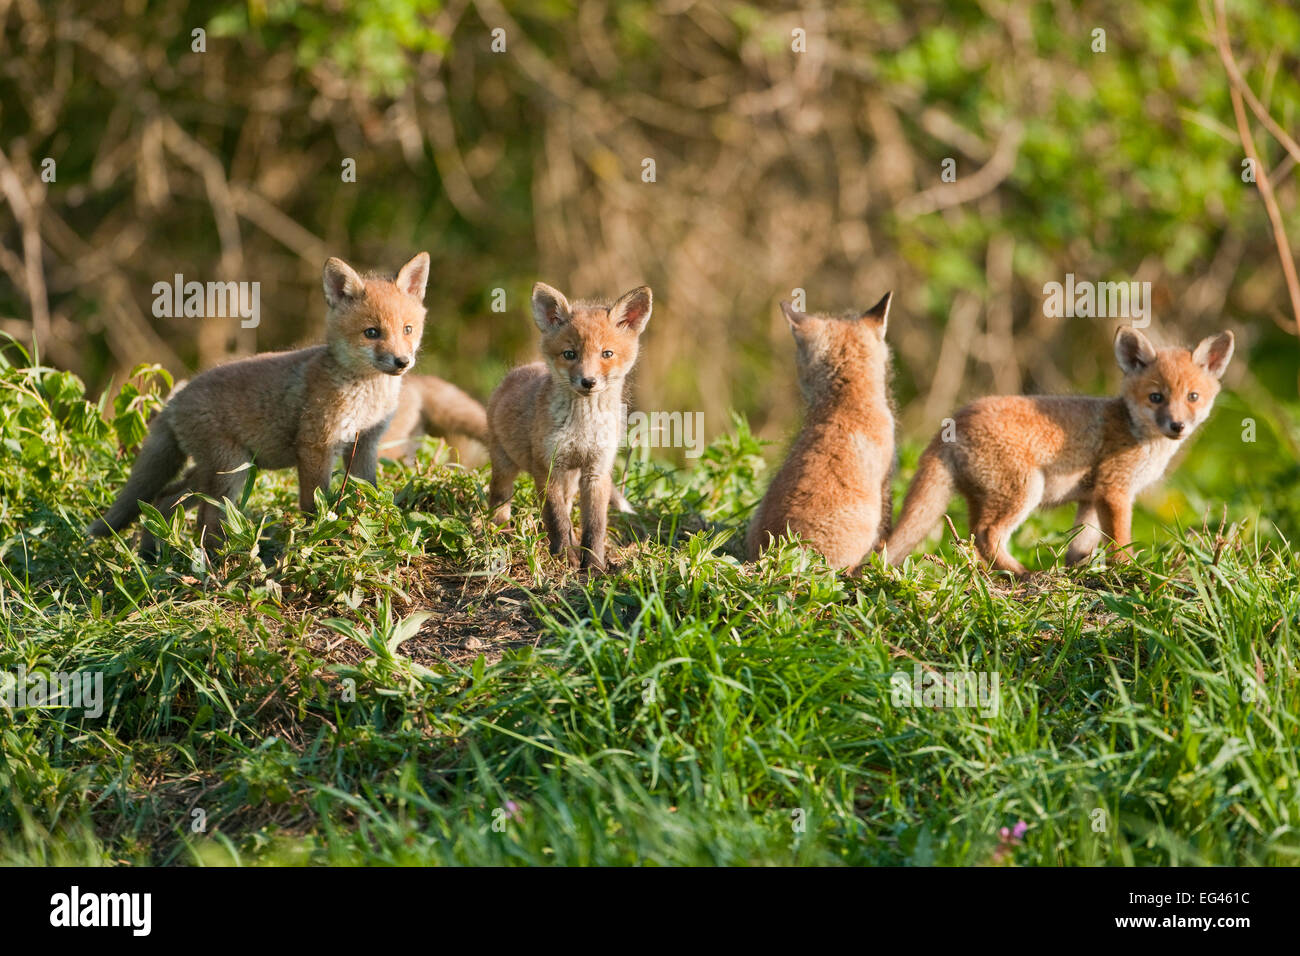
[746,293,896,570]
[89,252,430,551]
[487,282,651,571]
[885,327,1235,575]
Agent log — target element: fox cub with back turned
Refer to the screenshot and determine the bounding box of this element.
[487,282,651,571]
[746,293,896,570]
[885,326,1235,575]
[89,252,430,552]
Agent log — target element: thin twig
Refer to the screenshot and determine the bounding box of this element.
[1212,0,1300,166]
[1216,10,1300,343]
[0,146,50,350]
[1211,0,1294,356]
[897,121,1024,219]
[336,432,362,507]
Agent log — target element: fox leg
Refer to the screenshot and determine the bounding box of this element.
[562,473,581,549]
[1066,501,1103,565]
[874,470,894,550]
[487,444,519,525]
[578,471,612,571]
[195,447,252,547]
[1096,493,1135,563]
[539,470,579,564]
[971,477,1041,576]
[973,522,1028,576]
[344,420,389,485]
[297,443,336,514]
[140,467,197,558]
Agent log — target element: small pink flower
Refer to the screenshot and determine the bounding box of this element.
[993,820,1028,864]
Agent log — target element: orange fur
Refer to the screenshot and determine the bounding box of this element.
[88,253,430,552]
[486,282,651,571]
[746,293,896,570]
[885,327,1235,575]
[381,373,490,467]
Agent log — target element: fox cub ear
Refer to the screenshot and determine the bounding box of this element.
[779,300,807,331]
[611,286,653,334]
[323,257,366,309]
[1114,326,1157,374]
[1193,331,1234,379]
[396,252,430,301]
[859,291,892,340]
[532,282,572,332]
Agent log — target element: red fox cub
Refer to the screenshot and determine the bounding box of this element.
[746,293,896,570]
[487,282,652,571]
[885,327,1235,575]
[384,372,637,511]
[89,252,430,552]
[381,373,490,467]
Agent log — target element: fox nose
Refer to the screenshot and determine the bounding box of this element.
[1169,421,1185,435]
[580,376,596,390]
[392,356,409,369]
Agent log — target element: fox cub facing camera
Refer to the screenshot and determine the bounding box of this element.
[487,282,651,571]
[885,326,1235,575]
[89,252,430,552]
[747,293,896,571]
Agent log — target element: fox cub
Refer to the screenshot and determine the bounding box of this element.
[89,252,430,551]
[746,293,895,570]
[487,282,651,571]
[885,326,1235,575]
[380,372,640,518]
[381,373,490,467]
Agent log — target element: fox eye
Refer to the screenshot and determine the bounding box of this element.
[404,325,413,335]
[1148,392,1164,404]
[1188,392,1199,402]
[363,327,381,339]
[602,350,614,358]
[562,349,577,360]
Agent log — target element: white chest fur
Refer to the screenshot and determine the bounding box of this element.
[1130,438,1180,494]
[332,376,400,445]
[544,387,622,471]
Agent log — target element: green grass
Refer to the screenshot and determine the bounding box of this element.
[2,343,1299,866]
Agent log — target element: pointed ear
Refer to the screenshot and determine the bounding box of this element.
[859,291,892,340]
[531,282,572,332]
[611,285,653,334]
[1114,326,1157,374]
[323,257,366,309]
[779,300,807,332]
[1192,330,1234,379]
[395,252,430,301]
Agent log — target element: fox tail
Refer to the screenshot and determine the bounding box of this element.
[87,414,186,538]
[884,438,955,565]
[414,375,489,443]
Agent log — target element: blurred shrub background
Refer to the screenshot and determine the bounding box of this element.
[2,0,1299,511]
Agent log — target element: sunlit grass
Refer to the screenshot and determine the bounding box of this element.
[1,344,1298,865]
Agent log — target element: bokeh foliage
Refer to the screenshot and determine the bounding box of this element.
[1,0,1298,517]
